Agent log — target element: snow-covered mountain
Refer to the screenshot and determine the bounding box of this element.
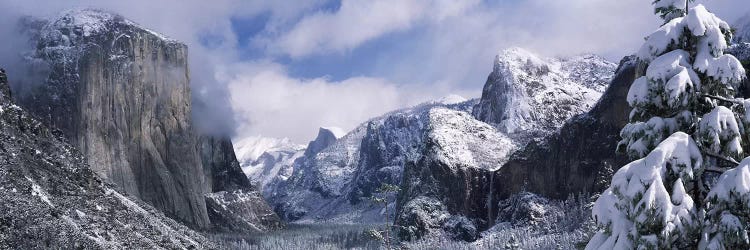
[473,48,617,141]
[237,48,616,232]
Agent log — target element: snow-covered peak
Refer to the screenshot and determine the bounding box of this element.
[474,47,617,137]
[53,9,123,37]
[437,94,467,105]
[40,8,177,45]
[233,136,304,164]
[304,127,342,157]
[495,47,549,75]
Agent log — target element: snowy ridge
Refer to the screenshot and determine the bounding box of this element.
[47,9,177,42]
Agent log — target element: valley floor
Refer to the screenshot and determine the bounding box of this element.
[210,193,594,250]
[211,223,384,249]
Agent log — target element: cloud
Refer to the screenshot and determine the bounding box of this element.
[2,0,749,143]
[221,61,449,142]
[0,0,329,137]
[271,0,479,58]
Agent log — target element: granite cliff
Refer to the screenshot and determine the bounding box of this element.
[14,9,279,232]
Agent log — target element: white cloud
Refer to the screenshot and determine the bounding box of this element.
[2,0,749,142]
[222,62,445,142]
[271,0,479,58]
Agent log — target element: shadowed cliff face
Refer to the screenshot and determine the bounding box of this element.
[0,68,216,249]
[491,56,638,201]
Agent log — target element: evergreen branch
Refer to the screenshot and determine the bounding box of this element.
[702,150,740,165]
[700,93,744,105]
[704,166,729,174]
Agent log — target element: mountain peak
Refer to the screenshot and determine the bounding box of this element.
[304,127,342,156]
[474,47,616,136]
[41,8,176,43]
[495,47,549,75]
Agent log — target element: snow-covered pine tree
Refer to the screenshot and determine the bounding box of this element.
[588,2,747,249]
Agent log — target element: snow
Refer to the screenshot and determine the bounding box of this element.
[481,47,616,136]
[629,50,699,111]
[427,108,517,171]
[697,106,742,157]
[708,157,750,202]
[638,17,686,61]
[638,5,744,88]
[51,9,177,42]
[320,126,347,139]
[437,94,467,105]
[703,156,750,249]
[588,132,701,249]
[619,111,692,158]
[26,176,53,207]
[233,136,303,164]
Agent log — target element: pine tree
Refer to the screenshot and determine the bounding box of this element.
[588,2,747,249]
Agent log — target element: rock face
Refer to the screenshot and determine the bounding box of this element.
[472,48,616,141]
[198,136,253,193]
[491,56,637,201]
[0,69,215,249]
[19,9,209,228]
[395,108,516,241]
[198,135,283,232]
[304,127,342,157]
[15,9,280,232]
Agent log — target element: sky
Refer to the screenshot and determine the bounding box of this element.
[1,0,749,144]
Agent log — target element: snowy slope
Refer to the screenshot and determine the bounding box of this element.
[426,107,517,171]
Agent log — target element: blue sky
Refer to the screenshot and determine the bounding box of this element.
[2,0,750,143]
